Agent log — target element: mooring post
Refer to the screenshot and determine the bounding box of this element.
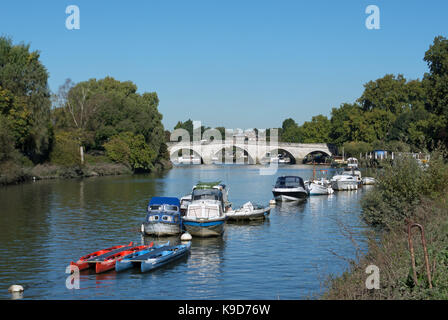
[407,223,432,289]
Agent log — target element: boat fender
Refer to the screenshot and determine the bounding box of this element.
[8,285,24,293]
[181,232,192,241]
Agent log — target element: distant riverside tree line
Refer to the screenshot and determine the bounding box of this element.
[0,36,170,184]
[174,36,448,158]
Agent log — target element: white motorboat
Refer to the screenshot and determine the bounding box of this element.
[180,194,191,214]
[272,176,309,201]
[347,157,359,168]
[174,155,201,165]
[330,174,359,191]
[306,178,334,195]
[226,202,271,221]
[362,177,376,185]
[182,182,229,237]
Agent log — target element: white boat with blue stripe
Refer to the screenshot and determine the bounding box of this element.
[182,182,228,237]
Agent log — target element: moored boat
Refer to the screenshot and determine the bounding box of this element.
[330,174,359,191]
[362,177,376,185]
[140,242,191,273]
[70,242,134,271]
[306,179,334,195]
[95,243,154,273]
[272,176,309,201]
[182,181,228,237]
[226,202,271,221]
[142,197,182,236]
[115,241,170,272]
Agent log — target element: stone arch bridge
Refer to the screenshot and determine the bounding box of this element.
[167,141,335,165]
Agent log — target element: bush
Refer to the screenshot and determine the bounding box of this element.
[104,132,156,171]
[50,131,82,166]
[361,152,448,229]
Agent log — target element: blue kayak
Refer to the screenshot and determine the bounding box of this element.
[140,242,191,273]
[115,241,170,272]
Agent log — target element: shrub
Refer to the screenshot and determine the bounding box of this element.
[361,152,448,229]
[49,131,82,166]
[104,132,156,171]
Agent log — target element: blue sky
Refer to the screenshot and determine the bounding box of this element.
[1,0,447,130]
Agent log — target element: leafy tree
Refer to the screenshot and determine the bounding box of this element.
[299,114,331,143]
[104,132,156,171]
[423,35,448,148]
[0,36,53,163]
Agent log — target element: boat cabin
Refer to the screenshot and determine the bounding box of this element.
[274,176,305,189]
[146,197,181,223]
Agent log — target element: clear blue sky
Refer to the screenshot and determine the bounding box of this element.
[1,0,447,130]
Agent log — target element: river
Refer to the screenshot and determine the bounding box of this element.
[0,165,371,299]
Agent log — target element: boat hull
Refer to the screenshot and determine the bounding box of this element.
[331,180,358,191]
[182,219,225,237]
[272,190,308,201]
[307,182,333,195]
[143,222,181,236]
[140,243,191,273]
[226,208,271,221]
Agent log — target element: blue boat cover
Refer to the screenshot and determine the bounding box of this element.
[149,197,180,206]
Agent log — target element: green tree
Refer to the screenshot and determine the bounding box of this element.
[423,35,448,148]
[299,114,331,143]
[0,36,53,163]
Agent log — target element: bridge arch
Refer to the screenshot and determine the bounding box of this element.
[170,147,204,165]
[264,148,297,164]
[302,150,331,164]
[213,146,256,164]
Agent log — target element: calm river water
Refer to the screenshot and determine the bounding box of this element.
[0,165,372,300]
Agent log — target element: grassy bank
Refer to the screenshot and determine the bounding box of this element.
[322,152,448,299]
[0,154,172,186]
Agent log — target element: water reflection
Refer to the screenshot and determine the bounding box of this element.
[274,200,307,215]
[0,165,371,299]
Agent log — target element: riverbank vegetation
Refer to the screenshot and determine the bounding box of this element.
[0,36,171,186]
[322,151,448,299]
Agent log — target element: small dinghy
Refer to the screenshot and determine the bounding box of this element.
[70,242,134,271]
[362,177,376,185]
[95,243,154,273]
[226,202,271,221]
[116,242,191,273]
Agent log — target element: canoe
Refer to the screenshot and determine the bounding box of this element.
[95,243,154,273]
[140,242,191,273]
[70,241,134,271]
[115,241,170,272]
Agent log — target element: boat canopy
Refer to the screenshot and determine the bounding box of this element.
[148,197,180,206]
[194,181,224,190]
[192,188,223,202]
[275,176,305,189]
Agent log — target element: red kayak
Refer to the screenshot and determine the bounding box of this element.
[70,242,134,271]
[95,243,154,274]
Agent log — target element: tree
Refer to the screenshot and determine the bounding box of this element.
[0,36,53,163]
[423,35,448,148]
[299,114,331,143]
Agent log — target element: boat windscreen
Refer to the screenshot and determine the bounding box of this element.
[149,205,163,211]
[192,189,223,201]
[164,205,179,211]
[275,176,305,188]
